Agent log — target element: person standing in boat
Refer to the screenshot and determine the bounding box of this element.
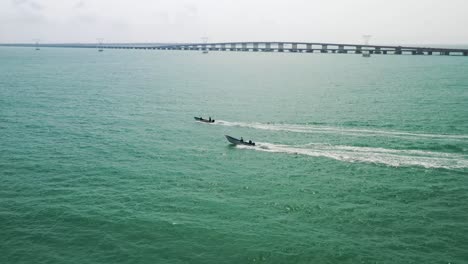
[209,117,211,122]
[240,137,243,142]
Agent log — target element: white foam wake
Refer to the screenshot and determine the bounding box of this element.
[236,142,468,169]
[215,120,468,141]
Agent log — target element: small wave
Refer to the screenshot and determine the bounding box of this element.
[236,142,468,170]
[215,120,468,140]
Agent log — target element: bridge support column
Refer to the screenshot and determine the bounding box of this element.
[221,44,226,51]
[230,43,236,51]
[374,47,381,54]
[415,49,424,55]
[306,44,313,52]
[427,51,433,55]
[355,46,362,54]
[395,47,402,55]
[382,50,387,55]
[242,43,247,51]
[265,43,271,51]
[291,43,298,52]
[253,43,259,51]
[464,52,468,56]
[338,45,345,53]
[321,44,328,53]
[278,43,284,52]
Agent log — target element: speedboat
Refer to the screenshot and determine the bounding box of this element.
[194,117,215,123]
[225,135,255,146]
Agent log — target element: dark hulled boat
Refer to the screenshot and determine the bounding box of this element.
[225,135,255,146]
[194,117,215,123]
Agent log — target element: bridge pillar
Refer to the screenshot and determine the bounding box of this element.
[278,43,284,52]
[464,52,468,56]
[253,43,259,51]
[230,43,236,51]
[221,44,226,51]
[374,47,381,54]
[395,47,402,55]
[382,50,387,55]
[338,45,345,53]
[291,43,298,52]
[427,51,433,55]
[265,43,271,51]
[242,43,247,51]
[355,46,362,54]
[321,44,328,53]
[416,49,424,55]
[306,44,313,52]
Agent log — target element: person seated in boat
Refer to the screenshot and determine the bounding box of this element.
[248,140,252,144]
[240,137,244,142]
[209,117,211,122]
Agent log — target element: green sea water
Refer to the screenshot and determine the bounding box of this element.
[1,47,467,264]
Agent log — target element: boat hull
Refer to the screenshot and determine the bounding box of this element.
[194,117,214,123]
[225,135,255,146]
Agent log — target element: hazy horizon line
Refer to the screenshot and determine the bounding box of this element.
[1,41,468,46]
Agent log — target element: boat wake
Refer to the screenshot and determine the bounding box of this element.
[236,142,468,170]
[215,120,468,141]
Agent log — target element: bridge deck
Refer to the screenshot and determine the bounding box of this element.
[1,42,467,55]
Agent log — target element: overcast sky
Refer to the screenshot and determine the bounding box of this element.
[1,0,467,44]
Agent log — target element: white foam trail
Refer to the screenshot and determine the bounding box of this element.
[236,142,468,169]
[215,120,468,140]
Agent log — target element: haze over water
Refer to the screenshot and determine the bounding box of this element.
[1,47,468,263]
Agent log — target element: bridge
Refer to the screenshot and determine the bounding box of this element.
[2,42,468,56]
[154,42,468,56]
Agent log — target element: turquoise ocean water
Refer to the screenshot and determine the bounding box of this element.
[1,47,467,263]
